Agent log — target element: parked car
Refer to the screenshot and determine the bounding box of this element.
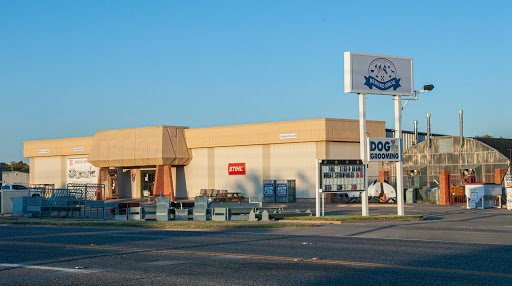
[1,184,41,196]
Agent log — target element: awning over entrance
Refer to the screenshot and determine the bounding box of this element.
[88,126,191,167]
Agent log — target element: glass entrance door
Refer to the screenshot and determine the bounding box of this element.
[141,171,155,198]
[108,169,118,199]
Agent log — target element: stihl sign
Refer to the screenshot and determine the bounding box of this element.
[228,163,246,175]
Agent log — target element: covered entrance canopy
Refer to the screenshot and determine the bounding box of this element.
[88,125,191,167]
[88,126,192,200]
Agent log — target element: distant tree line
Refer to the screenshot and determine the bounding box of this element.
[474,135,508,139]
[1,161,29,173]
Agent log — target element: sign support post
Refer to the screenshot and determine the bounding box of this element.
[321,192,325,216]
[345,51,413,217]
[316,159,320,217]
[394,95,405,215]
[360,93,369,216]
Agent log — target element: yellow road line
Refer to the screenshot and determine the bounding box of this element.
[1,241,511,278]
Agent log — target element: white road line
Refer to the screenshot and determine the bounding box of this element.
[144,260,189,265]
[0,263,99,273]
[107,233,173,238]
[228,231,511,245]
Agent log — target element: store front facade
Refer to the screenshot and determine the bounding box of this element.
[24,118,385,200]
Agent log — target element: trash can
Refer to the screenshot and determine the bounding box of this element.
[276,180,296,203]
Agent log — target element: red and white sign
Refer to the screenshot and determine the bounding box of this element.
[228,163,246,175]
[504,174,512,188]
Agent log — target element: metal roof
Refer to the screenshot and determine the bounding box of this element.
[473,137,512,160]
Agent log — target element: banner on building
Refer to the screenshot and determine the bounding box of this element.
[66,157,99,185]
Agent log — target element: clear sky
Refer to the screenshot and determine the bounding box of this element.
[1,0,511,163]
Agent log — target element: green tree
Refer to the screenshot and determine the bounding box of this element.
[475,135,507,139]
[0,161,29,173]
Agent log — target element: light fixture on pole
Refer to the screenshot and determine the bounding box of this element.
[395,84,433,215]
[402,84,435,110]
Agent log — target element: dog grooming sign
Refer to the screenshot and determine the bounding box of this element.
[344,52,413,96]
[367,138,401,162]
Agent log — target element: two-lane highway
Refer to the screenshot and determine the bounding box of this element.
[1,222,511,285]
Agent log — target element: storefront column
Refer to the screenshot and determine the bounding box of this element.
[379,171,390,183]
[154,165,175,201]
[439,170,450,205]
[98,167,109,200]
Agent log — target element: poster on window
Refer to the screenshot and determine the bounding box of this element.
[66,157,99,185]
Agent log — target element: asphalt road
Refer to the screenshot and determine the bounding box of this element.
[1,204,512,285]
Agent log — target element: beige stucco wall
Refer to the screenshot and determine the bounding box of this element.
[181,141,372,199]
[24,137,92,158]
[183,148,211,198]
[29,155,99,189]
[184,118,385,149]
[214,145,264,197]
[269,142,317,198]
[30,156,67,188]
[88,126,190,167]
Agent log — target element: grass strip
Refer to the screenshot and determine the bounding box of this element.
[0,218,316,229]
[283,214,423,222]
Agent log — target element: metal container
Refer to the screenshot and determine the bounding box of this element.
[405,188,416,203]
[465,184,502,209]
[276,180,296,203]
[0,190,29,214]
[263,180,276,203]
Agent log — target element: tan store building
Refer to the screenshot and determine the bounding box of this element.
[23,118,385,200]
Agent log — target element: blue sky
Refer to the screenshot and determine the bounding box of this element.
[1,0,511,163]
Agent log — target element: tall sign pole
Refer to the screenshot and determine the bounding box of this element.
[395,95,405,215]
[360,93,369,216]
[316,159,320,217]
[345,52,413,216]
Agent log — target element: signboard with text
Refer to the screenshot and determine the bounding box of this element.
[344,52,413,96]
[228,163,246,175]
[504,174,512,188]
[319,160,364,192]
[367,138,401,162]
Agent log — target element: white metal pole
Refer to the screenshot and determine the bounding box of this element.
[321,192,325,216]
[359,93,369,216]
[395,95,405,215]
[316,159,320,217]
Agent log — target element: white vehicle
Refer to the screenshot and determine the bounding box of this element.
[1,184,41,196]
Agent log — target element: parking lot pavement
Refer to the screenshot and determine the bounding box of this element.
[256,202,512,245]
